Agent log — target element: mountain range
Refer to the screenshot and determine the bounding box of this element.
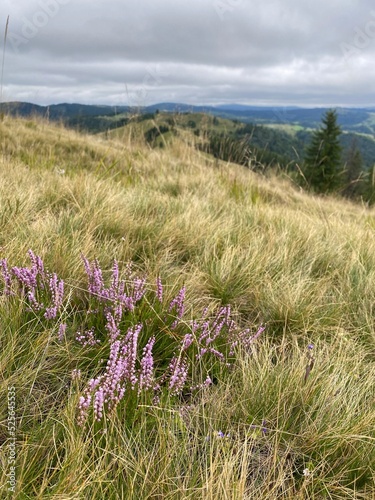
[2,101,375,135]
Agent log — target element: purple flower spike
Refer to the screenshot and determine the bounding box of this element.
[169,286,186,328]
[168,355,188,395]
[0,259,13,296]
[105,311,121,342]
[76,329,101,347]
[44,273,64,319]
[156,276,163,303]
[139,336,155,392]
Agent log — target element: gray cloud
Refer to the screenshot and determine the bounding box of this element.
[1,0,375,106]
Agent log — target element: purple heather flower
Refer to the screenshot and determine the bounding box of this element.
[82,256,146,315]
[110,260,119,294]
[78,324,144,423]
[229,325,265,354]
[27,290,44,311]
[196,346,225,361]
[76,328,101,347]
[132,277,146,303]
[152,394,161,405]
[308,344,314,350]
[181,333,194,351]
[156,276,163,303]
[190,376,212,392]
[139,336,155,392]
[94,387,105,421]
[27,249,45,277]
[168,355,188,395]
[0,259,13,296]
[82,256,104,298]
[12,265,38,291]
[122,324,142,389]
[105,311,120,342]
[44,273,64,319]
[169,286,186,328]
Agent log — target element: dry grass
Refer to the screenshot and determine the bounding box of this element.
[0,116,374,498]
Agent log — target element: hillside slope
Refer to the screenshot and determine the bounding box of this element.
[3,114,375,335]
[1,116,374,498]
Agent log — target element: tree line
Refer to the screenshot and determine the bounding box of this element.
[205,109,375,204]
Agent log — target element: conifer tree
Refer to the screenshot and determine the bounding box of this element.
[304,109,342,193]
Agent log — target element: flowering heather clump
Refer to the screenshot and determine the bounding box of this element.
[78,324,143,422]
[0,250,65,320]
[192,306,265,361]
[0,252,264,425]
[82,256,146,313]
[74,274,263,424]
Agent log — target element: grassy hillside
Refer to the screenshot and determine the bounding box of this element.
[1,116,375,498]
[118,112,375,172]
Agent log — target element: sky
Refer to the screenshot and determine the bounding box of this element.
[1,0,375,107]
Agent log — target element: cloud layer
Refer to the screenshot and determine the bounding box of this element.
[1,0,375,106]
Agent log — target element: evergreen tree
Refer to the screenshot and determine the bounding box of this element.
[303,109,342,193]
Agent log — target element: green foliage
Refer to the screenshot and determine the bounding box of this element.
[204,130,293,171]
[303,110,343,194]
[187,120,197,129]
[137,112,156,122]
[144,125,170,146]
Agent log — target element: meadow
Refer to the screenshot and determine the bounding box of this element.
[0,115,374,499]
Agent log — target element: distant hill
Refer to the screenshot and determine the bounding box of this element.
[2,100,375,134]
[1,101,375,168]
[0,101,130,120]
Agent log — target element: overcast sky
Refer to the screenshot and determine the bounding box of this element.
[1,0,375,107]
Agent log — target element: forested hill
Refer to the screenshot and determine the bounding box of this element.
[2,101,375,134]
[2,101,375,171]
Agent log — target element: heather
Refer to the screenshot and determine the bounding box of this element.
[0,116,375,498]
[1,251,262,425]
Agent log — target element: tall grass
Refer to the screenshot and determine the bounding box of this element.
[0,116,374,498]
